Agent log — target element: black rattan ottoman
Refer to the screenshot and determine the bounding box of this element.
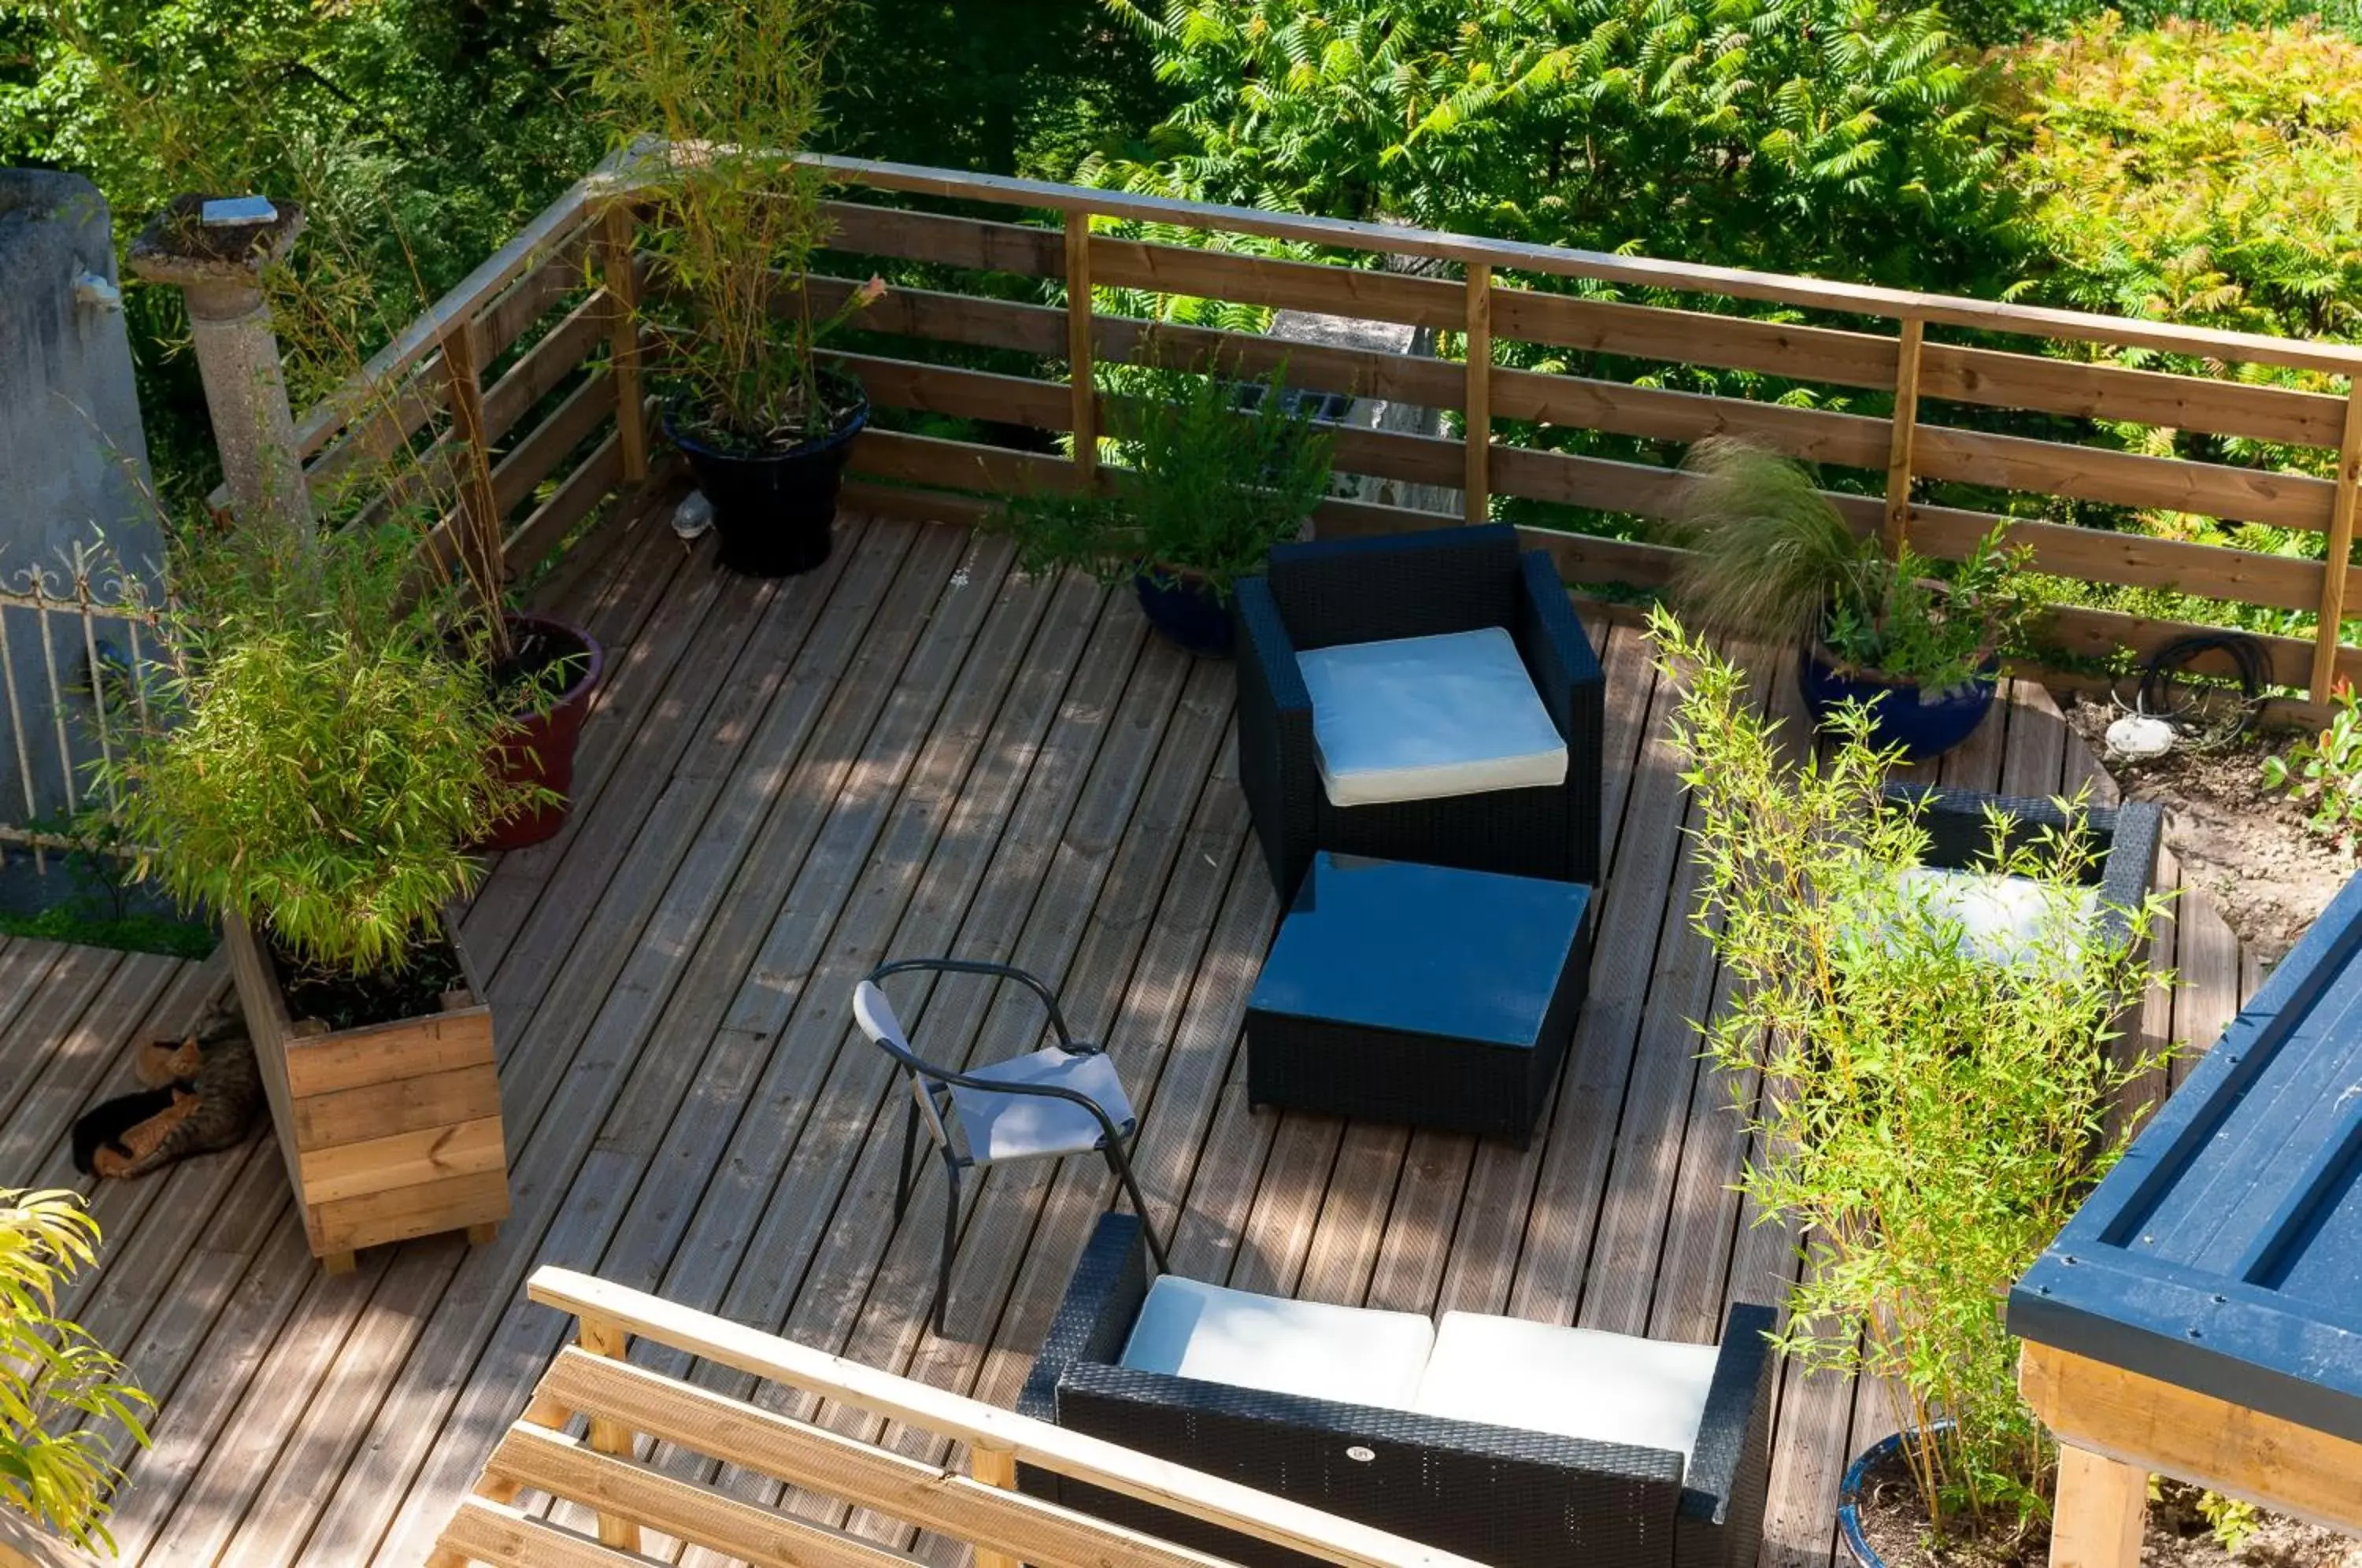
[1246,852,1591,1144]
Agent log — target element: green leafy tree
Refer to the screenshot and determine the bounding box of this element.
[1089,0,2014,287]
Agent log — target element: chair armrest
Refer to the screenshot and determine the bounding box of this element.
[1675,1304,1778,1568]
[1018,1212,1150,1425]
[1515,550,1607,886]
[869,957,1079,1049]
[2097,799,2163,957]
[1235,577,1321,897]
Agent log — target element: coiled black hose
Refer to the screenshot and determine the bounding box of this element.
[2135,632,2269,749]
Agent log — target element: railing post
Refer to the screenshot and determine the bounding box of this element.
[602,204,650,485]
[970,1440,1021,1568]
[1464,263,1492,524]
[1883,315,1925,558]
[438,319,505,607]
[2308,379,2362,703]
[578,1315,642,1553]
[1064,213,1097,486]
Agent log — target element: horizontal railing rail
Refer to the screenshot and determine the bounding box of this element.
[428,1266,1484,1568]
[268,146,2362,721]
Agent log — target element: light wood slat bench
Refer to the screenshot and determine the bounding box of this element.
[431,1266,1488,1568]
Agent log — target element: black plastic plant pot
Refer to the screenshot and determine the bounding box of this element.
[665,382,871,579]
[1132,568,1234,658]
[1801,646,1997,763]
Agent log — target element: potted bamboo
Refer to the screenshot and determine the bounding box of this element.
[562,0,877,578]
[106,517,543,1274]
[1664,438,2039,761]
[1649,611,2173,1567]
[998,361,1335,656]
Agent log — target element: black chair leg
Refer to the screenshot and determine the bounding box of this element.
[894,1098,920,1223]
[933,1159,961,1336]
[1101,1144,1171,1274]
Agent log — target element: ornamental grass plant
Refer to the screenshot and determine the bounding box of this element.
[1650,607,2171,1548]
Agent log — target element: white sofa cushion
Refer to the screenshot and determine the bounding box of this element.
[1893,866,2101,971]
[1410,1311,1718,1462]
[1296,627,1568,808]
[1118,1275,1435,1410]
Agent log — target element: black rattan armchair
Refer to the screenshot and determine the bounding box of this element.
[1235,524,1605,898]
[1881,785,2164,966]
[1017,1214,1775,1568]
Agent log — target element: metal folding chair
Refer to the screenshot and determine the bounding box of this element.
[853,958,1172,1333]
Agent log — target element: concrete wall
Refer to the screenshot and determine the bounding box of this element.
[0,170,161,839]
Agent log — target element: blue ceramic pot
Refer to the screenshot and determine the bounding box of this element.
[1133,568,1234,657]
[663,375,869,579]
[1801,647,1997,763]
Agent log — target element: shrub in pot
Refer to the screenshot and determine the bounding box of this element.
[1649,608,2173,1566]
[104,517,546,1270]
[0,1189,150,1557]
[1664,438,2040,761]
[997,361,1335,656]
[562,0,877,578]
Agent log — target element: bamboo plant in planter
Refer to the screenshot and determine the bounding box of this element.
[562,0,877,579]
[997,361,1336,656]
[107,517,546,1274]
[1664,438,2040,761]
[1649,611,2173,1566]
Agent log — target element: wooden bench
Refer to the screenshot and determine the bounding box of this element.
[431,1266,1488,1568]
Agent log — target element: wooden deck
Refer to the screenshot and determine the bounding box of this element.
[0,505,2256,1567]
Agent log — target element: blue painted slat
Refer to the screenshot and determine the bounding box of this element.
[2010,867,2362,1440]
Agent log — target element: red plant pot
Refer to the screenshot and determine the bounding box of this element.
[477,614,604,852]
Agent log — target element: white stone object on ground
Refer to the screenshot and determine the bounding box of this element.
[2106,713,2176,760]
[199,195,278,226]
[672,489,713,540]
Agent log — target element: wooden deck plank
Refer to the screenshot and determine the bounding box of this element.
[297,520,943,1567]
[0,509,2260,1568]
[354,520,983,1560]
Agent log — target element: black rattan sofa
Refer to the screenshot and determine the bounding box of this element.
[1883,785,2164,964]
[1018,1214,1775,1568]
[1234,524,1605,898]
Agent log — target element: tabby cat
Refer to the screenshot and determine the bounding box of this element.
[72,996,264,1180]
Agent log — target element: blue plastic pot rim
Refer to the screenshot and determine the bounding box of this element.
[1835,1424,1957,1568]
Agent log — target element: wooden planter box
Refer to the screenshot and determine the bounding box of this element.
[222,915,509,1274]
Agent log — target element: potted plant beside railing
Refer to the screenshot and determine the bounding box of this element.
[1649,609,2172,1568]
[103,517,544,1273]
[1664,438,2040,761]
[998,361,1336,656]
[562,0,877,579]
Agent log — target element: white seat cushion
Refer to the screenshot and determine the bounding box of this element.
[1296,628,1568,808]
[1411,1311,1718,1462]
[1119,1276,1435,1409]
[948,1047,1135,1165]
[1893,867,2102,971]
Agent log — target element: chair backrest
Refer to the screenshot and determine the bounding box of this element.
[853,978,955,1146]
[428,1266,1493,1568]
[1264,525,1523,649]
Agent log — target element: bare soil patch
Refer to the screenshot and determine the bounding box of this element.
[1850,1444,2362,1567]
[2060,696,2351,963]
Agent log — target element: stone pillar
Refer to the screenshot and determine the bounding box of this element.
[127,194,309,538]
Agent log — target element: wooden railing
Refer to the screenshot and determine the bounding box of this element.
[280,150,2362,718]
[429,1267,1480,1568]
